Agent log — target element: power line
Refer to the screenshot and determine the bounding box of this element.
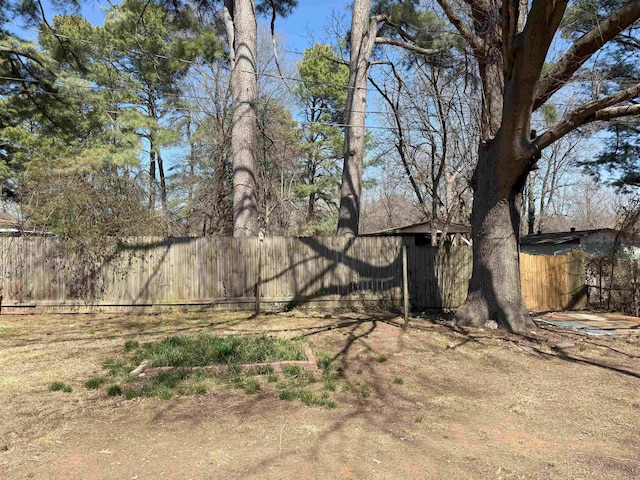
[3,74,636,118]
[1,85,628,139]
[0,74,469,116]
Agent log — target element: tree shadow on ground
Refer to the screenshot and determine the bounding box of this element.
[432,317,640,380]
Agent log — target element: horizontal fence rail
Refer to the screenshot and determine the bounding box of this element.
[0,236,585,314]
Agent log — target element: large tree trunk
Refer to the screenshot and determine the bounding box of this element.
[453,2,540,333]
[455,146,535,333]
[228,0,259,237]
[336,0,377,237]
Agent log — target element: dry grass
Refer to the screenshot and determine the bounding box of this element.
[0,309,639,479]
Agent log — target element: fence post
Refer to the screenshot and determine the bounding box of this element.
[403,242,409,330]
[255,231,264,316]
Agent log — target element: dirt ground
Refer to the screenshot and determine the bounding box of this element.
[0,310,638,480]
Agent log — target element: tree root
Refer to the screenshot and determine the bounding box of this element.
[455,292,535,333]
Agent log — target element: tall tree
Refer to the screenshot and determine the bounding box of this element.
[224,0,260,236]
[337,0,444,236]
[40,0,218,215]
[434,0,640,331]
[337,0,380,236]
[296,44,348,232]
[224,0,296,236]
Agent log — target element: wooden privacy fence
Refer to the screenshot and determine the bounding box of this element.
[520,252,587,311]
[0,236,403,313]
[0,236,585,314]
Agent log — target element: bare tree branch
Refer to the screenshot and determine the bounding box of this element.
[502,0,519,77]
[222,0,235,66]
[436,0,484,53]
[267,0,293,94]
[534,1,640,111]
[374,37,440,56]
[593,103,640,121]
[533,83,640,152]
[368,73,426,206]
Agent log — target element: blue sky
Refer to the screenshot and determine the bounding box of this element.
[277,0,350,52]
[27,0,351,54]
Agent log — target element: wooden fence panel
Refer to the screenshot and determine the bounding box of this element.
[520,252,586,311]
[406,246,473,309]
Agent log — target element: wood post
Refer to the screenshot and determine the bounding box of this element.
[402,242,409,330]
[255,231,264,316]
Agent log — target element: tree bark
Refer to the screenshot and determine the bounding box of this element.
[228,0,259,237]
[527,172,536,235]
[336,0,378,237]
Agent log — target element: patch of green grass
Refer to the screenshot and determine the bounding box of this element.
[119,369,194,400]
[133,334,305,368]
[282,365,303,377]
[244,378,260,395]
[297,388,315,405]
[282,365,315,384]
[360,384,371,399]
[356,368,363,375]
[191,369,209,381]
[101,358,130,377]
[49,381,72,393]
[84,377,107,390]
[278,387,297,401]
[88,329,96,335]
[153,369,192,389]
[316,352,334,373]
[107,385,122,396]
[378,355,388,363]
[124,340,140,352]
[393,377,404,385]
[415,414,424,423]
[317,352,339,392]
[226,366,244,389]
[277,386,335,408]
[95,334,314,403]
[319,391,336,409]
[123,384,173,400]
[323,377,336,392]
